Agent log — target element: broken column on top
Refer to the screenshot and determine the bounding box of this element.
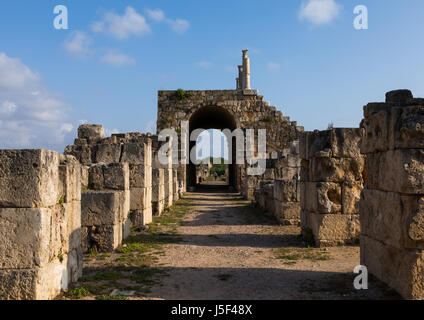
[0,150,82,300]
[300,128,364,247]
[360,90,424,300]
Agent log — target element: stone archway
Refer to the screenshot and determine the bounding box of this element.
[188,105,238,188]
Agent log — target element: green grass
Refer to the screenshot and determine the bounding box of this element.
[96,295,128,301]
[274,247,331,263]
[68,286,90,299]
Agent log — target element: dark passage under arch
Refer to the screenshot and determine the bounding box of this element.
[187,106,238,189]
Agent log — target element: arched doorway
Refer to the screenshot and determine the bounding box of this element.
[187,106,237,189]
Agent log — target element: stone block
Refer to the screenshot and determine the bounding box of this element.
[78,124,104,141]
[103,163,129,191]
[95,143,122,163]
[0,208,52,269]
[81,191,121,226]
[309,156,363,183]
[82,224,121,253]
[309,213,360,247]
[129,164,152,188]
[0,260,68,300]
[0,149,59,208]
[274,201,300,225]
[304,182,342,214]
[273,179,299,202]
[130,187,152,211]
[59,155,81,203]
[88,163,129,191]
[360,189,424,250]
[360,235,424,300]
[341,181,362,214]
[364,149,424,194]
[130,209,153,227]
[121,142,149,165]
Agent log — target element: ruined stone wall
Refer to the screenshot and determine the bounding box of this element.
[300,128,363,247]
[81,163,130,253]
[360,90,424,299]
[65,125,153,227]
[0,150,82,299]
[252,139,302,225]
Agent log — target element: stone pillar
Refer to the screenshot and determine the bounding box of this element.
[0,150,82,300]
[242,50,251,90]
[82,162,130,253]
[360,89,424,300]
[152,169,165,216]
[300,128,363,247]
[238,65,244,90]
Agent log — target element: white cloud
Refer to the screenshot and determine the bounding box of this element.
[146,8,165,22]
[63,31,93,58]
[168,18,190,34]
[104,128,120,137]
[100,51,136,67]
[143,120,156,134]
[299,0,341,25]
[196,61,213,69]
[0,52,73,150]
[145,8,190,34]
[92,6,151,39]
[267,62,281,71]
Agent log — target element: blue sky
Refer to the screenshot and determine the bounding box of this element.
[0,0,423,152]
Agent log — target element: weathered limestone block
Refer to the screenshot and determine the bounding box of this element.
[64,145,93,165]
[81,191,121,227]
[309,213,360,247]
[173,169,179,202]
[364,149,424,194]
[0,208,52,269]
[81,165,89,190]
[273,179,299,202]
[309,156,363,183]
[129,163,152,189]
[0,260,69,300]
[59,155,81,203]
[130,209,153,227]
[304,182,342,214]
[301,129,362,160]
[274,201,300,225]
[78,124,104,142]
[164,169,173,207]
[82,224,121,253]
[152,169,165,216]
[121,142,150,165]
[0,149,59,208]
[360,189,424,250]
[95,143,122,163]
[130,187,152,211]
[361,235,424,300]
[341,181,362,214]
[88,163,129,191]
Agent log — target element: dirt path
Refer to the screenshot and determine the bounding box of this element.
[142,190,398,300]
[70,189,399,300]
